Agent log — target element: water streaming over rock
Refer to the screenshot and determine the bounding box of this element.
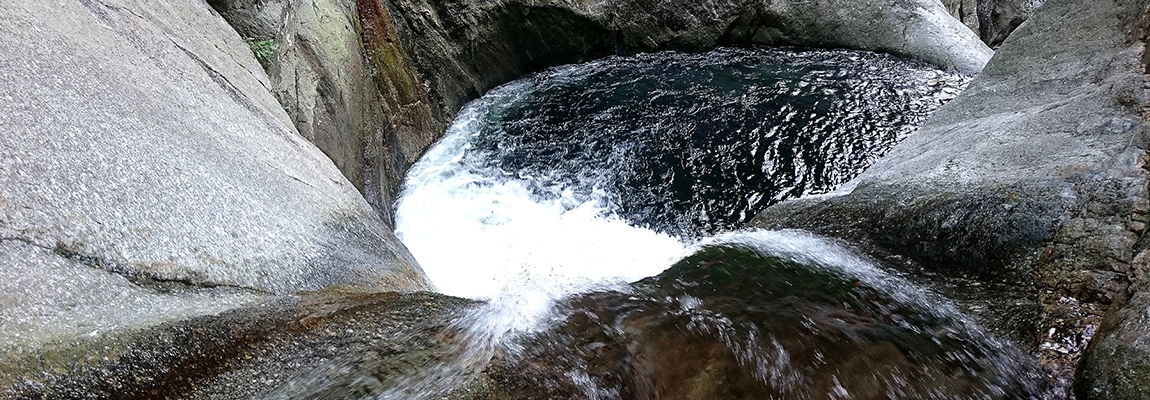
[501,231,1051,399]
[389,47,1046,398]
[455,48,969,238]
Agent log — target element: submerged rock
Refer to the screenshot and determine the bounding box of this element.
[482,241,1050,399]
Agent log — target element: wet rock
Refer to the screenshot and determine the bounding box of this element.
[752,0,1150,393]
[486,244,1050,399]
[0,291,476,399]
[1076,291,1150,400]
[753,0,1149,289]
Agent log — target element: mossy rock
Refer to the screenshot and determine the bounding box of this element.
[492,244,1050,399]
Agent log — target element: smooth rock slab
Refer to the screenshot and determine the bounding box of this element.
[0,240,266,389]
[0,0,429,294]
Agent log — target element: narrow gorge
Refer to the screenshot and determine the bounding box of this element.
[2,0,1149,399]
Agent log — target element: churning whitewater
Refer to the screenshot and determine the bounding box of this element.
[395,47,967,313]
[394,78,687,318]
[387,47,1049,399]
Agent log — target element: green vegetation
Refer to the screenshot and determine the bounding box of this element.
[243,37,277,69]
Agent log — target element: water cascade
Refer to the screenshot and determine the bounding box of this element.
[390,47,1048,398]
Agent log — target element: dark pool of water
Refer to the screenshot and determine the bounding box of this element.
[465,47,969,238]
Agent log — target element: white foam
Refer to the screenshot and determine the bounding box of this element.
[394,81,687,329]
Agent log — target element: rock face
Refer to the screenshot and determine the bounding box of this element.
[0,0,432,375]
[752,0,1150,393]
[0,0,429,293]
[942,0,1046,46]
[1077,290,1150,399]
[0,291,475,399]
[274,0,404,223]
[209,0,403,223]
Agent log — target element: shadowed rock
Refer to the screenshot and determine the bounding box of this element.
[942,0,1046,46]
[482,243,1050,399]
[752,0,1150,393]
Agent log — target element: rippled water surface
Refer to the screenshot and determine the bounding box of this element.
[464,48,969,237]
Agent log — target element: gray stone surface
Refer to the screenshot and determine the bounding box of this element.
[0,291,476,399]
[0,0,430,296]
[1077,290,1150,400]
[752,0,1150,392]
[942,0,1046,46]
[271,0,403,223]
[208,0,409,223]
[0,0,433,389]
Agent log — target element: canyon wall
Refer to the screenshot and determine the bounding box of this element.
[0,0,430,390]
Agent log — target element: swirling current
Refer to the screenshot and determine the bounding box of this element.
[385,47,1054,400]
[461,47,969,238]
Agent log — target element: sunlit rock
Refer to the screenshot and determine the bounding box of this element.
[0,0,430,389]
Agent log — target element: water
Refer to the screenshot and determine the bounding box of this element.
[513,231,1050,399]
[455,47,969,238]
[388,47,1044,398]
